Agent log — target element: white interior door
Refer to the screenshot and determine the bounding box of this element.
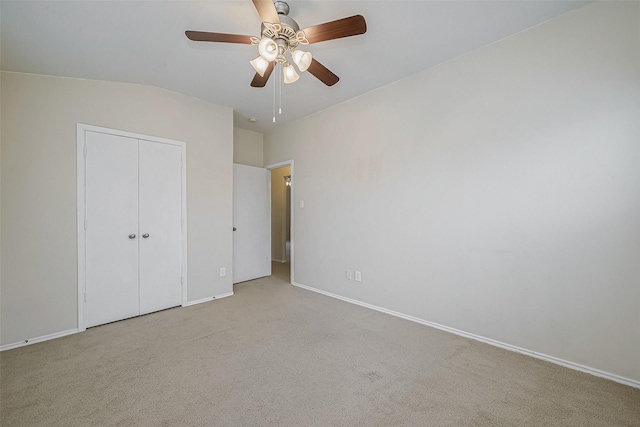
[233,164,271,283]
[85,132,140,327]
[138,140,183,315]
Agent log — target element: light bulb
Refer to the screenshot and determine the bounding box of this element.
[258,37,278,62]
[283,63,299,84]
[249,56,270,77]
[291,50,312,72]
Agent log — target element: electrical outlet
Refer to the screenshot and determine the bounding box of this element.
[355,271,362,282]
[220,267,226,277]
[346,269,352,280]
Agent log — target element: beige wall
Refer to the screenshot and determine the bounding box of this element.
[271,166,291,262]
[1,72,234,346]
[265,2,640,383]
[233,127,263,167]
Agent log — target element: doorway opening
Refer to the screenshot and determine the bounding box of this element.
[267,161,294,284]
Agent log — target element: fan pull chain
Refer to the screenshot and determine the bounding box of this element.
[272,64,277,123]
[279,64,283,115]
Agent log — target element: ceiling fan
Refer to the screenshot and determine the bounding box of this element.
[185,0,367,88]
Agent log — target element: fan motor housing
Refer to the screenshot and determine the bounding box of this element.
[260,6,302,55]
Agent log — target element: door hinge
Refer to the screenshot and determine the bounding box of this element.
[83,145,87,157]
[84,219,87,230]
[180,276,183,284]
[84,292,87,303]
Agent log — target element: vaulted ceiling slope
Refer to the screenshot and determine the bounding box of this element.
[1,1,588,133]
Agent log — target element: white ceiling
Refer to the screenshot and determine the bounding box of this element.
[1,0,588,133]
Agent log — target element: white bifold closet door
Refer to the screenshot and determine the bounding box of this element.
[138,140,182,315]
[85,131,182,328]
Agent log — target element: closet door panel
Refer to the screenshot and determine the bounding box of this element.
[85,132,140,327]
[138,140,182,315]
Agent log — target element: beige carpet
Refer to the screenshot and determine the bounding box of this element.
[1,263,639,426]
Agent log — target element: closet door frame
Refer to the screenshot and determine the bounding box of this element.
[77,123,188,332]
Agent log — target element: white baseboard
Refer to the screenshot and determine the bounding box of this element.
[0,329,79,352]
[183,296,214,307]
[292,281,640,389]
[181,291,234,307]
[214,291,234,300]
[183,291,234,307]
[272,259,287,263]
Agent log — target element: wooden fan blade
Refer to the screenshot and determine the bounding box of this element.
[251,62,275,87]
[307,59,339,86]
[185,31,253,44]
[302,15,366,44]
[252,0,280,24]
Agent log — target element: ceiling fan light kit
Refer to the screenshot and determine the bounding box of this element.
[250,56,270,77]
[291,49,312,72]
[186,0,367,120]
[257,37,279,62]
[283,63,300,84]
[250,18,310,82]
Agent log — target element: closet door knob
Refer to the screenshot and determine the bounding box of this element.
[129,234,136,239]
[142,233,150,238]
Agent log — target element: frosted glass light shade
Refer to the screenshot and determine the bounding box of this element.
[283,63,299,84]
[250,56,270,77]
[291,50,312,72]
[258,37,278,62]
